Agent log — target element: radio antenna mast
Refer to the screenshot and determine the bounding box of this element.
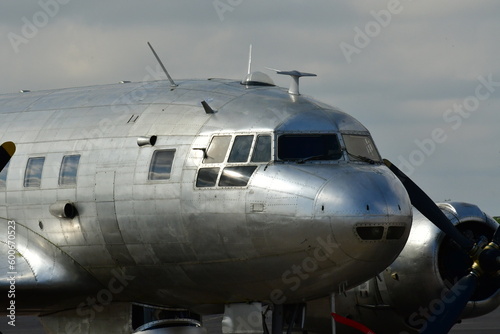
[247,44,252,75]
[147,42,177,87]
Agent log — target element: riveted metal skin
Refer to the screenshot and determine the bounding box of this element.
[0,79,412,317]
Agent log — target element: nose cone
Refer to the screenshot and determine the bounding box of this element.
[315,164,412,262]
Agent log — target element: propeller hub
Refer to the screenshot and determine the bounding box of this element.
[475,242,500,276]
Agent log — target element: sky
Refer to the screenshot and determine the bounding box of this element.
[0,0,499,215]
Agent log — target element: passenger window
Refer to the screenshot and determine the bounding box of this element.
[59,155,81,185]
[204,136,231,164]
[0,161,9,188]
[196,167,220,187]
[24,157,45,188]
[149,150,176,180]
[228,135,254,163]
[219,166,257,187]
[251,135,271,162]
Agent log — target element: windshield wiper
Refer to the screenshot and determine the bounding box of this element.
[297,155,329,164]
[348,152,376,164]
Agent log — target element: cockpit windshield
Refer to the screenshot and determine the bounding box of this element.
[343,134,381,163]
[278,134,343,162]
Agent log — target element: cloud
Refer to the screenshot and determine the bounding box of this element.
[0,0,499,214]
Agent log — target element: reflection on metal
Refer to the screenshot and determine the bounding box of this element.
[137,135,157,147]
[247,44,252,75]
[49,200,77,219]
[222,303,262,334]
[95,171,135,265]
[219,166,257,187]
[241,71,275,86]
[136,319,203,333]
[192,147,207,159]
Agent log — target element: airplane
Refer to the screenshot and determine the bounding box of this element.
[0,45,498,334]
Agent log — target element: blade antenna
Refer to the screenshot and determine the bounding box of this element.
[147,42,177,87]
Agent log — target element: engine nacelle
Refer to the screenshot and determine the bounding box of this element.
[331,202,500,333]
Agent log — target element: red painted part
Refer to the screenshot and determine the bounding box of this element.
[331,313,376,334]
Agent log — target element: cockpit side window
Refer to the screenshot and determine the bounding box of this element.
[343,134,381,163]
[228,135,254,162]
[251,135,271,162]
[219,166,257,187]
[278,134,342,161]
[196,167,220,187]
[197,133,271,188]
[204,135,231,163]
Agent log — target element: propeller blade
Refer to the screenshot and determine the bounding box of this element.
[0,141,15,172]
[383,159,474,251]
[420,273,478,334]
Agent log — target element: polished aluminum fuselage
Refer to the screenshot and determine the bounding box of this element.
[0,79,412,312]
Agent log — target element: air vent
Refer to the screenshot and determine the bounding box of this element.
[387,226,406,240]
[356,226,384,240]
[137,136,157,147]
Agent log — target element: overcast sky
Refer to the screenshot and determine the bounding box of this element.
[1,0,499,215]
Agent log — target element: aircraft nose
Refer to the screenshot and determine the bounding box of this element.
[315,164,412,262]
